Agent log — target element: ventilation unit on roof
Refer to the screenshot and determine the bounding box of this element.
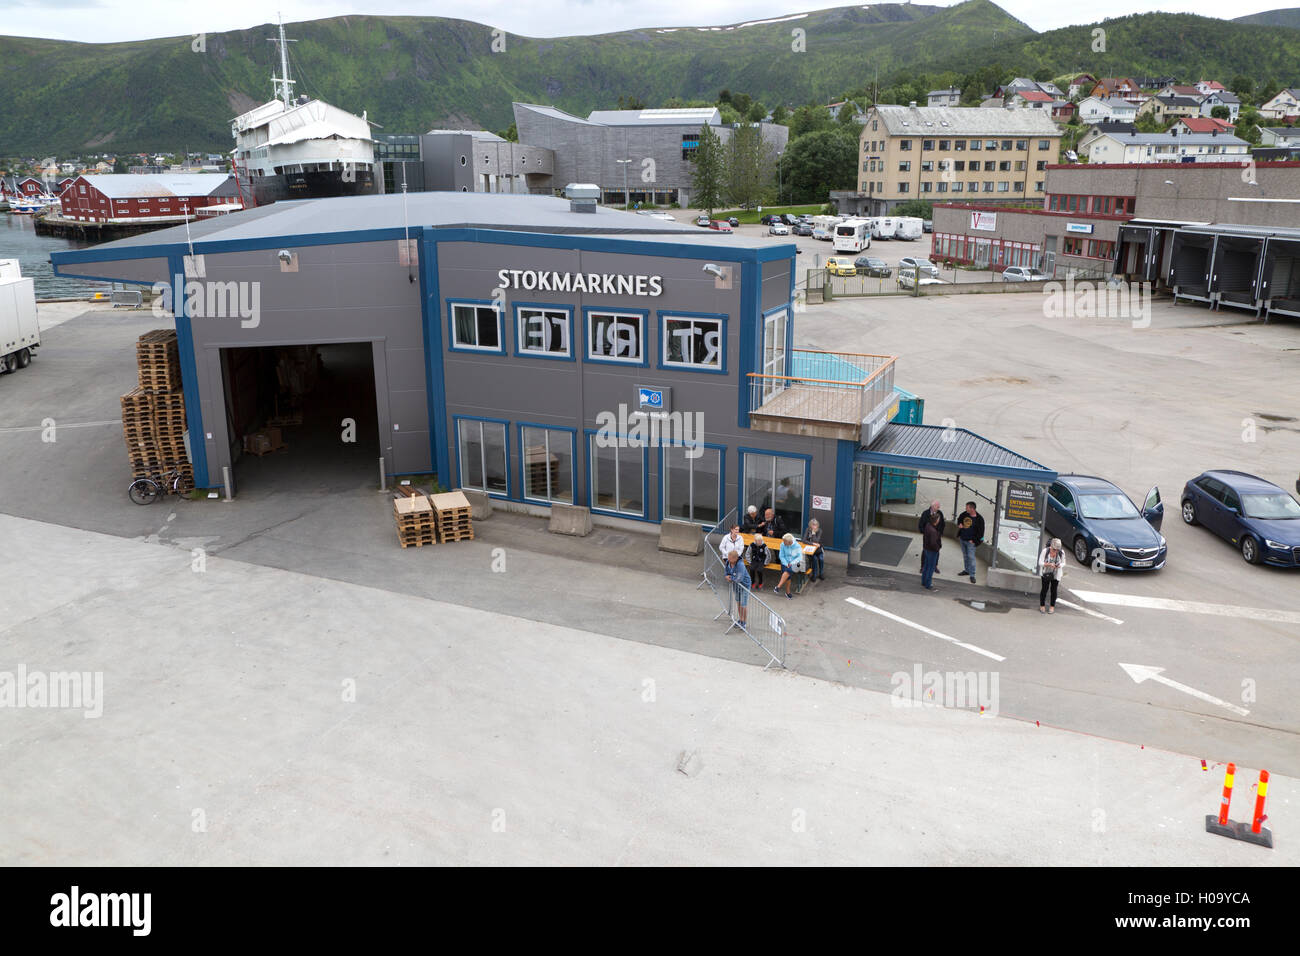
[565,182,599,213]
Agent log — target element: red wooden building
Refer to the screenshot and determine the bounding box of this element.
[58,173,241,223]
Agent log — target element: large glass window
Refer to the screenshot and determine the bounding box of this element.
[761,308,788,402]
[743,453,806,534]
[587,310,644,364]
[516,306,571,357]
[664,445,722,524]
[458,419,508,495]
[451,303,502,352]
[662,315,722,370]
[590,437,645,517]
[521,426,574,504]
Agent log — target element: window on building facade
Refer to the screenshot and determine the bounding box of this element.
[921,182,933,193]
[984,161,996,171]
[521,426,574,505]
[899,161,911,172]
[898,182,910,193]
[899,139,912,150]
[862,160,870,171]
[516,306,571,358]
[451,303,503,352]
[681,134,699,162]
[939,140,950,150]
[999,161,1011,171]
[954,140,966,150]
[1036,160,1046,170]
[1001,140,1013,150]
[1013,182,1024,192]
[923,140,935,151]
[664,445,722,524]
[983,182,994,192]
[1038,140,1051,150]
[743,453,806,535]
[1016,140,1027,151]
[937,182,948,193]
[954,160,966,172]
[970,140,982,151]
[590,438,645,517]
[587,311,644,364]
[458,419,508,496]
[997,181,1010,192]
[1035,181,1044,192]
[1014,160,1026,171]
[921,161,933,172]
[985,140,998,150]
[952,182,964,193]
[663,315,723,370]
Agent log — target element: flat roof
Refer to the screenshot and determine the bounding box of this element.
[857,423,1056,483]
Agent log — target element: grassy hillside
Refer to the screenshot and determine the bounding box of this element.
[0,2,1028,154]
[1233,8,1300,29]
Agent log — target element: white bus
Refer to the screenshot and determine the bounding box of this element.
[895,217,924,241]
[871,217,897,240]
[833,218,872,254]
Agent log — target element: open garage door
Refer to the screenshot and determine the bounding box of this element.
[1169,232,1216,304]
[1114,225,1154,282]
[220,342,381,496]
[1260,237,1300,321]
[1211,235,1265,315]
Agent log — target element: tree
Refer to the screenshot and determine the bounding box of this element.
[726,123,775,209]
[893,199,933,219]
[746,101,768,123]
[1211,105,1230,121]
[1232,75,1255,104]
[690,125,726,214]
[770,104,789,125]
[837,102,861,126]
[498,123,518,142]
[1135,111,1166,134]
[718,103,743,125]
[778,127,858,204]
[1235,107,1263,145]
[112,157,128,173]
[789,104,834,138]
[616,94,646,111]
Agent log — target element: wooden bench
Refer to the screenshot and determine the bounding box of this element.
[738,532,820,594]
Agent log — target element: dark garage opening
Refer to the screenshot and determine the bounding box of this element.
[1262,238,1300,320]
[1212,236,1264,313]
[1170,233,1214,303]
[220,342,380,495]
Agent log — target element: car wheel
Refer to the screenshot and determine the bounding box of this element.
[1241,536,1260,564]
[1181,499,1198,525]
[0,353,12,374]
[1073,536,1091,565]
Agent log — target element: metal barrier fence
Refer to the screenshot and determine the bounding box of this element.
[700,508,788,670]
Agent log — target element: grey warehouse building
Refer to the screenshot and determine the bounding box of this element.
[513,104,789,207]
[51,190,1057,569]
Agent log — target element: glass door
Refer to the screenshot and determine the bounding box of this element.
[761,308,788,404]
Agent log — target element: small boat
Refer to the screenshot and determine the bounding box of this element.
[10,195,59,214]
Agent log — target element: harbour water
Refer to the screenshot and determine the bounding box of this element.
[0,212,110,300]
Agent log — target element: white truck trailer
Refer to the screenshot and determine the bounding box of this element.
[895,217,924,241]
[0,259,40,373]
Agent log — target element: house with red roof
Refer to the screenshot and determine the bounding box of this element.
[1174,116,1235,136]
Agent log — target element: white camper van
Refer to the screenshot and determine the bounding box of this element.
[810,215,839,241]
[871,217,897,240]
[0,259,40,373]
[833,218,872,254]
[895,217,924,241]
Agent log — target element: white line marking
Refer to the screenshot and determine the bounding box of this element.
[1055,598,1124,625]
[845,597,1006,661]
[0,419,122,435]
[1119,663,1250,717]
[1071,589,1300,625]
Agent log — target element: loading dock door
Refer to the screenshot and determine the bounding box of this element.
[1170,232,1216,303]
[1211,236,1265,314]
[1115,226,1154,281]
[1261,237,1300,320]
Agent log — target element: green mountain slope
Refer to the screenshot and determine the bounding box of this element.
[1233,8,1300,28]
[0,2,1028,154]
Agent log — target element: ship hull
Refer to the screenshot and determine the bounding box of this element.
[250,168,377,206]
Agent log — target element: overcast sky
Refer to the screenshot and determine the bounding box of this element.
[0,1,1275,43]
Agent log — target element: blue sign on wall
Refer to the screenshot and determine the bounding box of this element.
[639,388,664,409]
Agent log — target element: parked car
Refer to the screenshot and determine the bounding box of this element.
[1002,266,1050,282]
[854,256,891,278]
[769,222,791,236]
[759,214,779,225]
[896,268,945,289]
[922,220,933,233]
[695,215,711,227]
[781,214,800,225]
[824,256,857,277]
[727,217,740,228]
[1181,470,1300,566]
[708,220,733,233]
[792,223,813,236]
[899,256,940,278]
[1046,475,1166,570]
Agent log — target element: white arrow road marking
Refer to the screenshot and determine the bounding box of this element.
[845,597,1006,661]
[1055,597,1124,625]
[1071,589,1300,625]
[1119,663,1250,717]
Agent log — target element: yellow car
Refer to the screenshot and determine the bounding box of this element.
[825,256,857,277]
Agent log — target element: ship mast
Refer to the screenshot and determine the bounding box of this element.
[269,17,297,108]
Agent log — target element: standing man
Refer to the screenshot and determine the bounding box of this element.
[921,513,942,591]
[918,499,945,574]
[724,549,751,627]
[961,500,984,583]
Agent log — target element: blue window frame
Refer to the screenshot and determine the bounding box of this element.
[660,441,725,525]
[513,302,575,361]
[519,423,576,504]
[584,307,649,367]
[739,447,812,535]
[585,430,649,520]
[454,416,510,499]
[658,311,727,374]
[447,299,504,354]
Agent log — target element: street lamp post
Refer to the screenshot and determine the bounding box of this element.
[616,158,632,208]
[777,151,783,206]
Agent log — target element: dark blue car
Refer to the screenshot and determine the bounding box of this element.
[1181,470,1300,566]
[1045,475,1166,570]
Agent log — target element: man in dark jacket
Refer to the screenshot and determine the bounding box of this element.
[759,507,788,539]
[963,501,985,544]
[921,513,942,590]
[918,500,945,573]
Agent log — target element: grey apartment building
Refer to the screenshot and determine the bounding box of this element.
[513,104,789,207]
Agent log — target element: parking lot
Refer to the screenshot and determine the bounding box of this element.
[2,272,1298,864]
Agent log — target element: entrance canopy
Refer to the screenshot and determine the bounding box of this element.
[855,423,1056,483]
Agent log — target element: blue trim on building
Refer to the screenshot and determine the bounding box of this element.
[737,261,759,429]
[452,415,513,500]
[831,438,857,554]
[445,298,507,355]
[164,254,210,489]
[737,445,814,534]
[420,236,451,486]
[656,439,727,527]
[581,306,650,368]
[583,428,653,523]
[517,421,578,505]
[657,310,728,376]
[510,301,577,362]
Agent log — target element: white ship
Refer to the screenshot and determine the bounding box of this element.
[230,21,378,206]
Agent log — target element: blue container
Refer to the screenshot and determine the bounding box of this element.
[879,387,924,504]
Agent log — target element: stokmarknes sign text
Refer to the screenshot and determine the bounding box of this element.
[497,269,663,296]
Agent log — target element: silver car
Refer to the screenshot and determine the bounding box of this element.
[899,256,939,278]
[1002,266,1050,282]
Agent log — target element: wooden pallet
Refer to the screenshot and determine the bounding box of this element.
[397,533,438,549]
[439,529,475,543]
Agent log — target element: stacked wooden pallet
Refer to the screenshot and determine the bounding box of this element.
[120,329,193,492]
[394,494,437,548]
[431,490,474,543]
